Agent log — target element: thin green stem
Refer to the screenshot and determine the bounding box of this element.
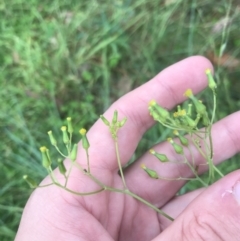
[73,161,109,188]
[37,183,55,188]
[69,132,72,153]
[48,167,60,185]
[124,190,174,221]
[55,182,105,196]
[54,145,68,158]
[191,136,207,159]
[55,161,173,221]
[187,145,195,166]
[115,138,127,189]
[157,119,206,134]
[213,165,224,178]
[86,149,90,173]
[103,186,173,220]
[88,173,109,189]
[183,156,208,187]
[209,90,217,159]
[158,176,197,181]
[64,161,74,187]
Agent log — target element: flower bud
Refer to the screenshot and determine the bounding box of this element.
[23,175,37,188]
[205,69,217,90]
[173,143,183,154]
[184,89,207,116]
[149,100,170,121]
[118,117,127,127]
[70,144,78,161]
[112,110,118,124]
[100,115,110,126]
[167,138,184,155]
[202,112,210,126]
[177,105,181,113]
[66,117,73,134]
[184,89,193,98]
[47,130,57,146]
[57,159,67,175]
[141,164,159,179]
[40,146,51,168]
[187,104,192,116]
[184,115,197,128]
[79,128,90,150]
[149,106,160,121]
[61,126,69,144]
[173,131,189,146]
[149,149,169,162]
[193,99,207,116]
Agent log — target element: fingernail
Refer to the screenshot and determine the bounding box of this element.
[232,181,240,205]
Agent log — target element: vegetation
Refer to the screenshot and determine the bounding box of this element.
[0,0,240,240]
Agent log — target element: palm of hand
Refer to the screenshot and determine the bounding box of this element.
[15,57,240,241]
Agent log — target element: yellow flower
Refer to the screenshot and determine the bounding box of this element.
[40,146,47,152]
[173,112,179,118]
[79,128,87,135]
[149,100,156,107]
[205,69,211,74]
[167,137,173,143]
[149,149,155,154]
[179,109,186,116]
[173,130,179,136]
[184,89,193,98]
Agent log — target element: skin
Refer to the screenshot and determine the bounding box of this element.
[15,56,240,241]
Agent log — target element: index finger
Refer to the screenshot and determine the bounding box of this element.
[78,56,212,171]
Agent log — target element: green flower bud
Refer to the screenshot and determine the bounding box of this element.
[57,159,67,175]
[149,100,170,121]
[100,115,110,126]
[178,135,189,147]
[191,98,206,116]
[70,144,78,161]
[184,89,207,116]
[187,104,192,116]
[112,110,118,124]
[173,143,183,154]
[118,117,127,127]
[47,130,57,146]
[79,128,90,150]
[149,149,169,162]
[61,126,69,144]
[167,138,184,155]
[40,146,51,169]
[195,114,201,126]
[202,112,210,126]
[177,105,181,113]
[46,148,52,165]
[149,106,160,121]
[23,175,37,188]
[206,69,217,90]
[66,117,73,134]
[141,164,159,179]
[184,115,197,128]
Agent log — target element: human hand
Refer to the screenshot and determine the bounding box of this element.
[15,56,240,241]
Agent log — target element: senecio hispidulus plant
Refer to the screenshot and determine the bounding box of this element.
[23,69,222,221]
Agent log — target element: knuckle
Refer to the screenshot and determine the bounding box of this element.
[181,210,224,241]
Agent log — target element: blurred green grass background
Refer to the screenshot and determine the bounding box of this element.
[1,0,240,240]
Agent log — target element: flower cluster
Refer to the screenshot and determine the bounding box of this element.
[142,69,220,183]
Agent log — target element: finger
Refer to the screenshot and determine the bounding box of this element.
[159,188,205,230]
[77,56,212,171]
[153,170,240,240]
[124,111,240,206]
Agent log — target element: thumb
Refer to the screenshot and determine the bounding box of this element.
[155,170,240,241]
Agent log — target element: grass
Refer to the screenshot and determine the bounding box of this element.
[0,0,240,240]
